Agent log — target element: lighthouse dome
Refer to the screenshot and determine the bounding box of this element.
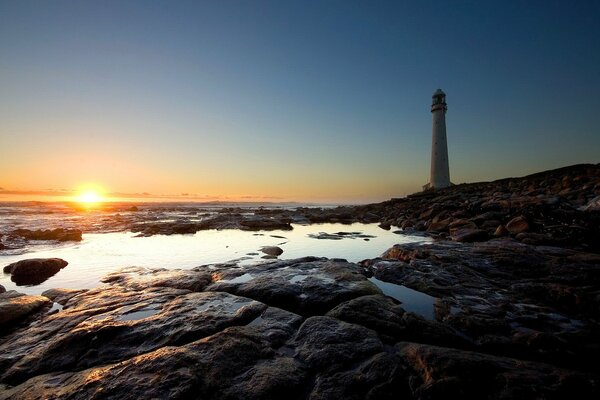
[433,88,445,97]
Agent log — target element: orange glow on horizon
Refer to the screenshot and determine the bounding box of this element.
[74,184,106,205]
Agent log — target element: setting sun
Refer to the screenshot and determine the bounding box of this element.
[74,184,106,204]
[77,190,102,203]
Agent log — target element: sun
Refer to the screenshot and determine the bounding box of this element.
[74,185,106,205]
[77,190,103,203]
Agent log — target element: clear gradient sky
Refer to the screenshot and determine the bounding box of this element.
[1,1,599,203]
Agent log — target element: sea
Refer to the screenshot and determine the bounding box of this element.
[0,201,436,318]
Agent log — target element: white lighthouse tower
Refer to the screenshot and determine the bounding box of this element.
[424,89,451,190]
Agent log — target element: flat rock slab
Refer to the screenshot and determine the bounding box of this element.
[205,257,382,316]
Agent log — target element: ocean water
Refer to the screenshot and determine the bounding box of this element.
[0,202,435,317]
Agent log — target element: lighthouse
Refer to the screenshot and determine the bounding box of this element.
[424,89,451,190]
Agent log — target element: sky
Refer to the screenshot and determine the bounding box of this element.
[1,0,599,203]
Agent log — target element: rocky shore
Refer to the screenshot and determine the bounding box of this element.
[1,163,599,398]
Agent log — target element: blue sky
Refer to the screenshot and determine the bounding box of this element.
[1,1,599,202]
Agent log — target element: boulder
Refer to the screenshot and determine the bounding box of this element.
[3,258,68,285]
[506,215,530,234]
[451,228,488,242]
[260,246,283,256]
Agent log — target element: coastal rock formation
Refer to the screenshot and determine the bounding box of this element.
[3,258,68,286]
[12,228,82,242]
[131,214,293,237]
[367,240,600,371]
[0,256,598,398]
[363,163,600,252]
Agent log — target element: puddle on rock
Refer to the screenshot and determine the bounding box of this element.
[289,275,308,284]
[118,307,161,321]
[47,302,64,314]
[368,277,437,320]
[221,273,255,284]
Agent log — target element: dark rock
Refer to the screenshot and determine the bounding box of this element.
[206,258,381,316]
[506,215,530,234]
[0,284,4,294]
[451,228,488,242]
[3,258,68,285]
[494,224,509,237]
[398,342,598,399]
[293,316,384,369]
[260,246,283,256]
[12,228,82,242]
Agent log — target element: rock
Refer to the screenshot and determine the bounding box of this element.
[0,290,51,326]
[0,288,272,385]
[451,228,488,242]
[397,342,598,399]
[327,294,470,348]
[0,254,598,399]
[206,258,381,316]
[581,195,600,211]
[0,284,4,294]
[12,228,82,242]
[506,215,530,234]
[0,306,306,400]
[3,258,68,285]
[427,218,452,232]
[260,246,283,256]
[102,266,213,292]
[40,288,87,305]
[494,224,509,237]
[293,316,384,369]
[367,241,600,370]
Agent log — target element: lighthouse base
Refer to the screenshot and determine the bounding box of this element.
[422,182,454,191]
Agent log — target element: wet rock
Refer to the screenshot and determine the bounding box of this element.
[3,258,68,285]
[12,228,82,242]
[368,241,600,370]
[40,288,87,305]
[0,290,51,326]
[506,215,530,234]
[102,266,213,292]
[0,288,270,385]
[293,316,384,369]
[0,309,306,400]
[307,231,376,240]
[260,246,283,256]
[207,258,381,316]
[327,294,469,348]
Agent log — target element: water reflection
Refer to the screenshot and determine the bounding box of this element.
[1,223,429,295]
